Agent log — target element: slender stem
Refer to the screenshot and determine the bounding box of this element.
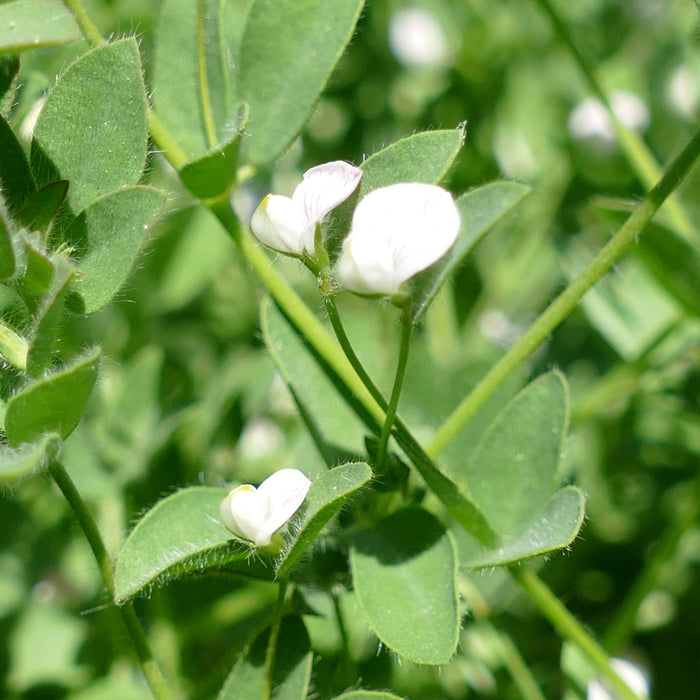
[428,123,700,457]
[148,108,189,170]
[375,318,412,470]
[496,629,548,700]
[532,0,697,244]
[48,461,173,700]
[510,567,643,700]
[62,0,106,48]
[197,0,218,148]
[261,579,288,700]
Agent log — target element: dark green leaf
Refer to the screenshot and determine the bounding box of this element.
[179,104,248,198]
[18,180,68,234]
[277,462,372,577]
[113,487,250,603]
[0,204,14,279]
[0,0,81,54]
[217,615,312,700]
[333,693,406,700]
[350,507,459,665]
[0,54,19,112]
[30,38,148,213]
[410,181,532,322]
[237,0,365,165]
[0,433,61,483]
[0,113,36,217]
[4,348,100,446]
[20,236,54,301]
[68,186,166,313]
[463,370,569,535]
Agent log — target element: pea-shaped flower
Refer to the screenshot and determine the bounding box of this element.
[219,468,311,546]
[250,160,363,258]
[336,182,461,297]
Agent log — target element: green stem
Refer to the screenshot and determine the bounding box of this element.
[48,461,173,700]
[532,0,697,244]
[510,567,643,700]
[61,0,105,48]
[428,123,700,458]
[148,108,189,170]
[375,317,412,470]
[0,320,28,371]
[197,0,218,148]
[261,579,288,700]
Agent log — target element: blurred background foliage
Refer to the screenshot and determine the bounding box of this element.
[1,0,700,697]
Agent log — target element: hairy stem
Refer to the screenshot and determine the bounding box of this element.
[261,579,288,700]
[62,0,105,48]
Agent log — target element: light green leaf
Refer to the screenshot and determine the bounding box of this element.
[179,104,248,198]
[4,348,100,446]
[0,0,81,55]
[68,186,166,313]
[350,506,459,665]
[217,615,312,700]
[0,433,61,483]
[113,487,250,603]
[410,181,532,322]
[237,0,365,165]
[461,486,586,568]
[463,370,569,536]
[31,38,148,213]
[277,462,372,577]
[0,113,35,218]
[19,236,53,301]
[153,0,233,158]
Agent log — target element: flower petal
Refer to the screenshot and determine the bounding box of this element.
[219,485,266,542]
[255,468,312,546]
[250,194,313,256]
[293,160,362,225]
[337,182,461,296]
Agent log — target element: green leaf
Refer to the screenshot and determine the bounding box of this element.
[350,506,459,665]
[0,54,19,111]
[20,236,54,300]
[410,181,532,322]
[30,38,148,213]
[237,0,365,165]
[461,486,586,568]
[463,370,569,536]
[4,348,100,446]
[67,186,166,313]
[26,259,74,377]
[0,0,81,55]
[153,0,233,158]
[0,204,13,280]
[0,113,36,217]
[637,222,700,318]
[277,462,372,577]
[218,615,312,700]
[0,433,61,483]
[334,693,406,700]
[179,104,249,198]
[18,181,68,234]
[113,487,250,603]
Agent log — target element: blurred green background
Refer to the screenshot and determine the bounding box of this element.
[2,0,700,697]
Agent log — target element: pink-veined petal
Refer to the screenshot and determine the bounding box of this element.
[293,160,362,225]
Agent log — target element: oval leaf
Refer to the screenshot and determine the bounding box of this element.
[114,487,250,603]
[30,38,148,213]
[0,0,80,54]
[4,349,100,446]
[463,370,569,535]
[0,433,61,483]
[218,615,312,700]
[237,0,365,165]
[277,462,372,577]
[350,507,459,665]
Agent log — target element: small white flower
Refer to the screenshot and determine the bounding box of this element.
[336,182,461,297]
[250,161,362,257]
[389,8,449,68]
[219,468,311,546]
[587,658,649,700]
[568,90,650,142]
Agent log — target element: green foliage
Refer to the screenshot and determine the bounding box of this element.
[0,0,81,54]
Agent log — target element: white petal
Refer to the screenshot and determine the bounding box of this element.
[587,658,649,700]
[250,194,313,256]
[337,183,460,296]
[219,485,266,542]
[293,160,363,225]
[255,468,312,546]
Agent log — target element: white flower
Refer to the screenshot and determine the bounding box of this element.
[587,658,649,700]
[389,8,449,68]
[568,90,650,142]
[219,468,311,546]
[250,161,362,257]
[336,182,461,297]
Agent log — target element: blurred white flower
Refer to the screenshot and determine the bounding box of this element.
[336,182,460,298]
[389,7,449,68]
[250,161,362,257]
[587,657,649,700]
[568,90,650,142]
[219,468,311,546]
[667,64,699,119]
